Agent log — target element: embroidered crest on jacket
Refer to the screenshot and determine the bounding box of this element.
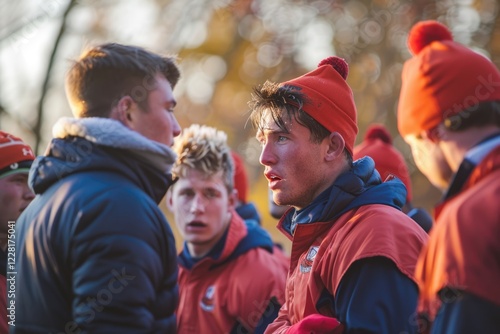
[200,285,216,311]
[300,246,319,273]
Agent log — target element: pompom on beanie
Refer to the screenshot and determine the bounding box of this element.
[398,20,500,137]
[281,56,358,155]
[353,124,412,203]
[0,131,35,178]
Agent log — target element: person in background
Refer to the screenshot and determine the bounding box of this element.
[353,123,433,232]
[167,124,287,334]
[231,150,261,223]
[249,56,428,333]
[0,131,35,333]
[12,43,182,333]
[397,20,500,333]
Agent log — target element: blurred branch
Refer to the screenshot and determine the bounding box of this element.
[0,103,4,128]
[0,102,36,133]
[0,105,33,132]
[0,13,47,44]
[34,0,77,154]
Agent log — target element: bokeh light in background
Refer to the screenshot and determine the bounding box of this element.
[1,0,499,253]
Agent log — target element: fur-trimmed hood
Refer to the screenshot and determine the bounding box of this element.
[52,117,176,172]
[29,117,177,202]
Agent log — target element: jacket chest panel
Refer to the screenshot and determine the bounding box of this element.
[178,267,233,333]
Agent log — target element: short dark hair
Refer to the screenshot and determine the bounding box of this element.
[66,43,180,118]
[443,100,500,131]
[248,80,353,163]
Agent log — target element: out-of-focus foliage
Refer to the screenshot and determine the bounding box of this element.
[1,0,499,252]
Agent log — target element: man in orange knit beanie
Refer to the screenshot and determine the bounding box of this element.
[398,20,500,333]
[249,56,427,333]
[354,124,433,233]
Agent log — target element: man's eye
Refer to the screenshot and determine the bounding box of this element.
[12,176,28,184]
[180,189,194,197]
[277,136,287,142]
[205,190,219,199]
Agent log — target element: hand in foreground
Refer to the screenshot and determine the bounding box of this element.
[287,314,344,334]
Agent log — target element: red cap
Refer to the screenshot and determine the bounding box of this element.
[282,56,358,155]
[0,131,35,177]
[231,151,248,203]
[354,124,412,202]
[398,20,500,136]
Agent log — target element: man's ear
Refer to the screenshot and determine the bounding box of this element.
[110,95,135,126]
[423,124,446,143]
[165,188,175,211]
[324,132,345,162]
[228,188,238,210]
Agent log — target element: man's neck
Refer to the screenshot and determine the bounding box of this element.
[187,244,211,259]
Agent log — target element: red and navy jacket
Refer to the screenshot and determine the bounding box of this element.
[265,157,428,333]
[177,211,287,333]
[416,134,500,334]
[236,201,290,272]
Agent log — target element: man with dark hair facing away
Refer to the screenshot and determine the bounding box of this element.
[12,43,182,333]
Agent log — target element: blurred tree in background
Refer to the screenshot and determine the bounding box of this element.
[1,0,499,252]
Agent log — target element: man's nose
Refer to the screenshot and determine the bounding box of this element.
[190,193,206,213]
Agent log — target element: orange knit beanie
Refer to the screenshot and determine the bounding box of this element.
[354,124,412,202]
[398,20,500,136]
[282,56,358,155]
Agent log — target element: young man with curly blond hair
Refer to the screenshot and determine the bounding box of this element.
[167,124,287,334]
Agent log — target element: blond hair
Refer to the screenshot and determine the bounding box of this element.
[172,124,234,191]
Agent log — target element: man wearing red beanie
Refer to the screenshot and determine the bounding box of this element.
[249,56,428,333]
[354,124,433,233]
[398,20,500,333]
[0,131,35,333]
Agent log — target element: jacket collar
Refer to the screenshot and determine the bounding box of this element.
[278,156,407,238]
[52,117,176,173]
[435,134,500,218]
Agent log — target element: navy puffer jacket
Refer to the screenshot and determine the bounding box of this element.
[11,118,178,333]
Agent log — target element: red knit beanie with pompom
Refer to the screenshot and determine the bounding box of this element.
[397,20,500,137]
[353,124,412,202]
[281,56,358,155]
